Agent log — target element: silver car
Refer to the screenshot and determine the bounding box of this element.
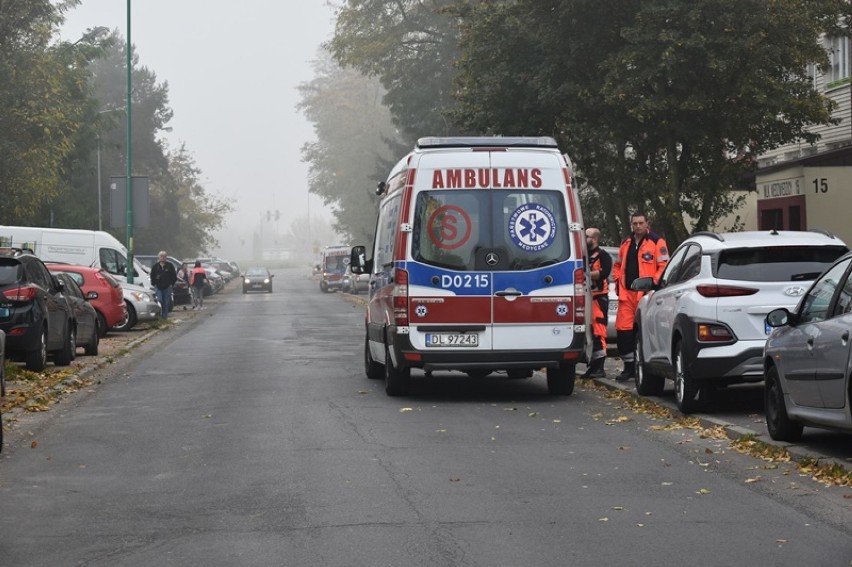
[764,251,852,441]
[601,246,620,348]
[114,282,161,331]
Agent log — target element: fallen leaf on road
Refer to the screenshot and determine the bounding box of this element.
[528,412,539,417]
[400,407,413,413]
[30,440,38,449]
[357,390,369,395]
[745,477,761,484]
[598,517,609,522]
[612,506,624,511]
[696,488,711,495]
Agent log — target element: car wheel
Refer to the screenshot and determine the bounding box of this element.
[635,325,665,396]
[547,363,576,396]
[0,354,6,398]
[242,287,247,294]
[765,365,803,442]
[673,340,701,414]
[113,301,137,332]
[384,342,410,396]
[84,323,99,356]
[320,281,328,293]
[54,324,75,366]
[96,311,108,338]
[365,335,383,379]
[25,327,48,372]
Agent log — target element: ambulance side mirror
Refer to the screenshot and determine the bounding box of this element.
[376,181,387,195]
[350,246,371,274]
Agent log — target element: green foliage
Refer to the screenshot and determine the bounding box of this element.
[328,0,461,143]
[451,0,850,246]
[297,49,403,244]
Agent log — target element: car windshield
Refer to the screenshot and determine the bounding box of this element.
[411,189,571,272]
[246,268,268,277]
[716,246,848,282]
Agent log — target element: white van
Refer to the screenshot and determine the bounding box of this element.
[0,226,151,288]
[350,136,591,396]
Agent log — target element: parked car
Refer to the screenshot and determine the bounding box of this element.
[631,230,848,413]
[0,329,4,452]
[763,250,852,440]
[601,246,620,349]
[136,254,191,305]
[0,248,76,370]
[46,263,126,337]
[114,282,161,332]
[342,265,369,294]
[242,267,273,293]
[53,272,99,356]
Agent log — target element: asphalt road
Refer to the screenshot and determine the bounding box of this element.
[1,268,850,566]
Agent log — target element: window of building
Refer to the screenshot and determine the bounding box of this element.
[828,36,849,84]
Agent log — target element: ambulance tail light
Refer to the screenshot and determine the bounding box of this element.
[573,267,586,324]
[393,268,409,326]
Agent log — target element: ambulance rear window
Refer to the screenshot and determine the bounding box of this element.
[411,190,570,271]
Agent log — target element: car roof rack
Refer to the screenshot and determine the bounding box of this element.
[808,228,837,239]
[690,231,725,242]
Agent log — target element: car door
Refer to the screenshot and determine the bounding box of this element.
[783,259,851,408]
[644,244,688,363]
[27,259,67,350]
[813,259,852,409]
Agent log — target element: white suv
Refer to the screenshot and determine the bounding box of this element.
[631,230,847,413]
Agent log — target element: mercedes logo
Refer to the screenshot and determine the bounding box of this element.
[485,252,499,266]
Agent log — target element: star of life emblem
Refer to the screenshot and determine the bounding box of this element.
[556,303,568,317]
[415,305,428,318]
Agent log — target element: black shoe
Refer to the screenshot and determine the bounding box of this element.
[615,361,635,382]
[582,358,606,379]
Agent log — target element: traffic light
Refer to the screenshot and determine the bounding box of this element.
[266,210,271,221]
[275,210,280,221]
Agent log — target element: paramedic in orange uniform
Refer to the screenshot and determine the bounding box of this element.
[582,227,611,379]
[612,212,669,381]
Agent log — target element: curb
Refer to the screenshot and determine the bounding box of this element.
[589,374,849,471]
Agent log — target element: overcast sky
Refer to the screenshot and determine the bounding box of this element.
[61,0,336,259]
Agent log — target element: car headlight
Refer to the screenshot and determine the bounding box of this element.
[264,278,270,284]
[244,278,250,284]
[129,291,148,302]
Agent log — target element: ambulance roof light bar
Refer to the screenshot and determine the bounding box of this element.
[416,136,558,149]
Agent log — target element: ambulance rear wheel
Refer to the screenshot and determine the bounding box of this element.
[384,344,410,396]
[365,336,383,379]
[547,363,576,396]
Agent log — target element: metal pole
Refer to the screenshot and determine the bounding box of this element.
[97,135,102,231]
[125,0,134,284]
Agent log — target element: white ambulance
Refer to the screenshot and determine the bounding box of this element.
[350,136,591,396]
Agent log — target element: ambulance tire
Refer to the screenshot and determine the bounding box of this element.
[384,343,410,396]
[546,363,575,396]
[365,336,383,379]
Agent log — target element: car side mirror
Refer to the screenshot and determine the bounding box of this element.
[767,307,794,328]
[350,246,369,274]
[630,276,655,292]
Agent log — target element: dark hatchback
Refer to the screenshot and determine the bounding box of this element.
[54,272,99,356]
[0,249,75,371]
[242,267,273,293]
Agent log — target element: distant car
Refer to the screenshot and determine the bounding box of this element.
[0,248,75,371]
[54,272,99,356]
[114,282,161,332]
[46,263,126,337]
[601,246,620,349]
[764,250,852,441]
[342,266,369,294]
[242,267,273,293]
[632,229,848,413]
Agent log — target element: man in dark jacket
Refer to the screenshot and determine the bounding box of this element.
[149,250,178,319]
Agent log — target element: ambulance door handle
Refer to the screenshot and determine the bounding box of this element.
[495,289,522,297]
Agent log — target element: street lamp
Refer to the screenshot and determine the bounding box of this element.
[125,0,134,284]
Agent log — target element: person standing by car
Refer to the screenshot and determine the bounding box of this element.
[582,227,612,379]
[176,262,189,286]
[150,250,177,319]
[612,212,669,381]
[190,260,208,310]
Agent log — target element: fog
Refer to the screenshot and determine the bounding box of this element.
[61,1,337,264]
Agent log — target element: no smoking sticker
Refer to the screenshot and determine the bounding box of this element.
[508,204,557,252]
[427,205,472,251]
